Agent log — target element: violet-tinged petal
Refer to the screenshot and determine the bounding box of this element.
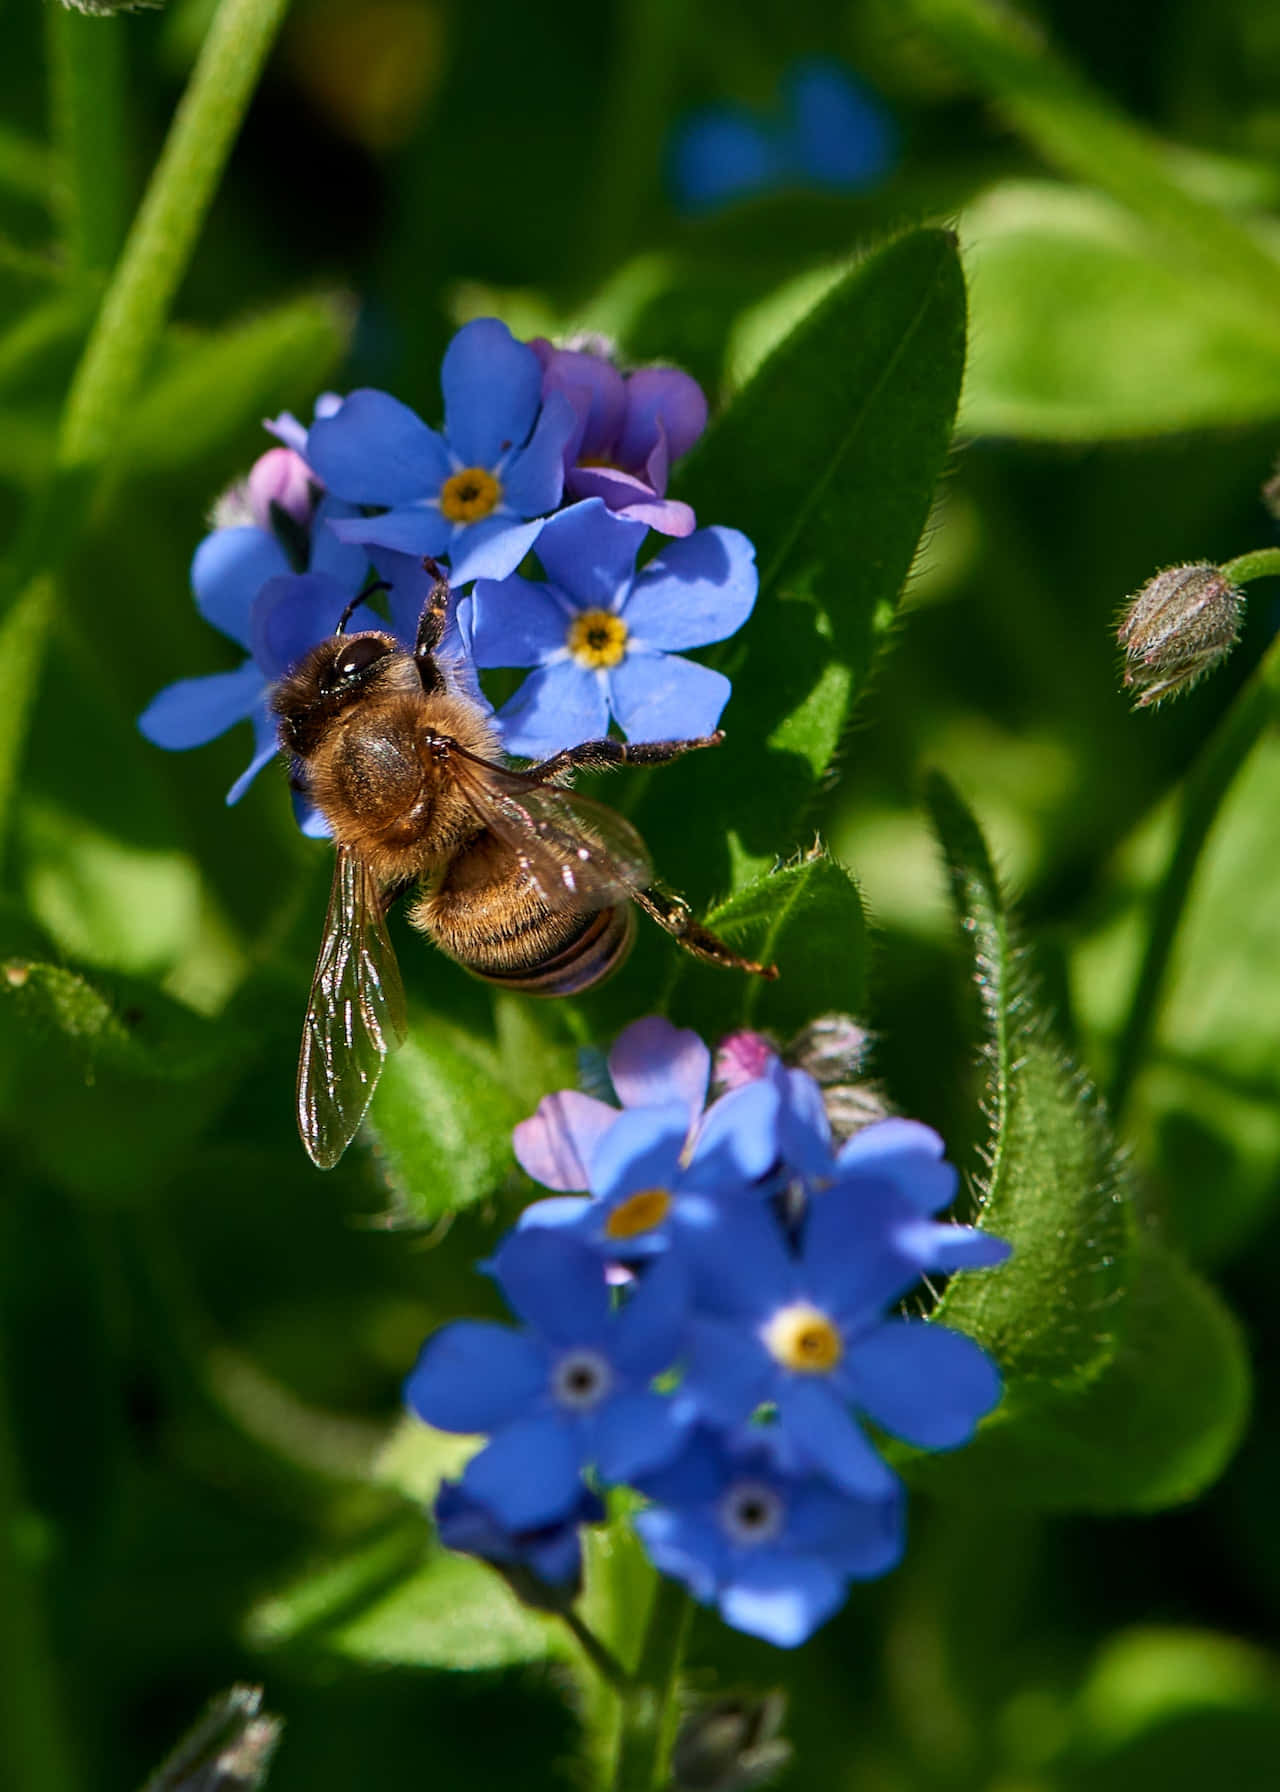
[498,389,576,518]
[328,505,452,561]
[566,464,697,538]
[488,1228,612,1345]
[496,662,610,759]
[720,1555,847,1649]
[584,1104,689,1203]
[626,527,758,651]
[191,528,289,649]
[514,1089,620,1190]
[847,1321,1003,1449]
[460,1418,584,1532]
[263,409,309,454]
[778,1379,900,1498]
[405,1320,546,1433]
[591,1389,688,1483]
[247,448,315,531]
[469,573,573,668]
[250,573,382,679]
[607,651,731,742]
[307,389,450,506]
[617,366,708,469]
[138,661,263,751]
[533,498,647,611]
[608,1017,710,1118]
[448,514,548,587]
[442,318,543,469]
[835,1117,959,1214]
[540,348,628,462]
[226,701,281,805]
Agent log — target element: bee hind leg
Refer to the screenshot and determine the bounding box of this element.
[634,885,778,980]
[523,731,725,784]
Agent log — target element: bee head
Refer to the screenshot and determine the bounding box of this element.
[272,629,402,758]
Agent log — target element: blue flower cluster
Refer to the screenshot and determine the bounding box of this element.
[139,319,757,812]
[406,1018,1010,1649]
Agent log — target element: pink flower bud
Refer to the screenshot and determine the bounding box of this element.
[1117,562,1243,709]
[714,1030,777,1090]
[246,447,317,533]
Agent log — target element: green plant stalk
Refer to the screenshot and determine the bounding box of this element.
[0,577,55,881]
[611,1574,692,1791]
[57,0,295,469]
[0,1319,79,1792]
[46,6,129,276]
[1109,559,1280,1122]
[903,0,1280,338]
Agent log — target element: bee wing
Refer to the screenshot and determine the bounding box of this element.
[297,846,408,1168]
[448,752,654,907]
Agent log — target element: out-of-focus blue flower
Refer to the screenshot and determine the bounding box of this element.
[405,1229,692,1532]
[467,499,757,759]
[305,318,576,586]
[681,1165,1007,1499]
[633,1427,905,1647]
[670,58,898,215]
[529,339,707,538]
[434,1477,604,1591]
[137,445,379,827]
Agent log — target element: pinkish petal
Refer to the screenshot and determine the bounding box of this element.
[617,367,708,471]
[514,1090,620,1191]
[609,1018,710,1121]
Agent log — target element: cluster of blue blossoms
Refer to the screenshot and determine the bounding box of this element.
[407,1018,1010,1649]
[138,318,757,824]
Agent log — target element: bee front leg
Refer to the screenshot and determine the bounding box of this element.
[522,731,725,784]
[413,558,453,694]
[633,885,778,980]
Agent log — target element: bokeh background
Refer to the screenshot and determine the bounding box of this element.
[5,0,1280,1785]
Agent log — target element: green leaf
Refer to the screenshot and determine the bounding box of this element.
[629,229,966,898]
[926,771,1135,1395]
[119,292,350,471]
[366,1011,526,1224]
[0,959,228,1082]
[669,849,868,1043]
[246,1517,560,1670]
[960,183,1280,439]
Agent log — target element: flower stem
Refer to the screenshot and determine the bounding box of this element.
[1109,596,1280,1123]
[57,0,294,470]
[0,1315,79,1792]
[561,1606,633,1692]
[1221,547,1280,586]
[611,1574,692,1792]
[46,5,129,277]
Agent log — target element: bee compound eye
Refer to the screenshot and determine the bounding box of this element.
[328,635,390,685]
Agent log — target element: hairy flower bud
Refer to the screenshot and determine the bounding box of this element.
[1117,562,1243,709]
[672,1693,791,1791]
[785,1014,888,1142]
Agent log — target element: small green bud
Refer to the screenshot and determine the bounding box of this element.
[1117,562,1243,709]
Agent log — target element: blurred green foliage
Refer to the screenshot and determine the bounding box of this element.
[6,0,1280,1787]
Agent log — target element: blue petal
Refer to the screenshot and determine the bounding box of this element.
[460,1418,584,1531]
[306,389,449,505]
[612,1256,690,1378]
[469,574,572,669]
[517,1196,594,1231]
[585,1104,688,1202]
[608,1016,710,1117]
[251,574,383,679]
[784,1474,905,1577]
[138,661,263,750]
[720,1554,847,1647]
[449,514,547,586]
[835,1117,958,1213]
[496,662,609,759]
[608,651,731,742]
[532,499,646,610]
[191,528,289,648]
[669,110,785,213]
[309,497,373,590]
[294,792,332,836]
[329,506,451,560]
[684,1317,773,1426]
[689,1200,795,1320]
[405,1321,546,1432]
[488,1228,612,1345]
[783,60,897,190]
[500,389,576,518]
[775,1065,833,1177]
[688,1079,782,1186]
[802,1182,932,1319]
[846,1321,1003,1448]
[778,1379,899,1498]
[634,1507,725,1603]
[226,700,281,805]
[591,1389,688,1483]
[442,318,542,468]
[626,528,758,651]
[903,1219,1012,1273]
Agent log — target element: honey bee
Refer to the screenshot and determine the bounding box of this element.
[273,560,777,1168]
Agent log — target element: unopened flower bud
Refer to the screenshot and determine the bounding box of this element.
[784,1014,887,1142]
[672,1692,791,1792]
[60,0,162,12]
[714,1029,777,1090]
[247,447,316,533]
[1117,562,1243,709]
[144,1685,281,1791]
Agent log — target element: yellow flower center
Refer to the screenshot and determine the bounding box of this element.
[604,1187,672,1239]
[568,608,629,669]
[440,466,502,522]
[762,1302,843,1374]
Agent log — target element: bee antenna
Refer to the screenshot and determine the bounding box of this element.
[334,578,393,636]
